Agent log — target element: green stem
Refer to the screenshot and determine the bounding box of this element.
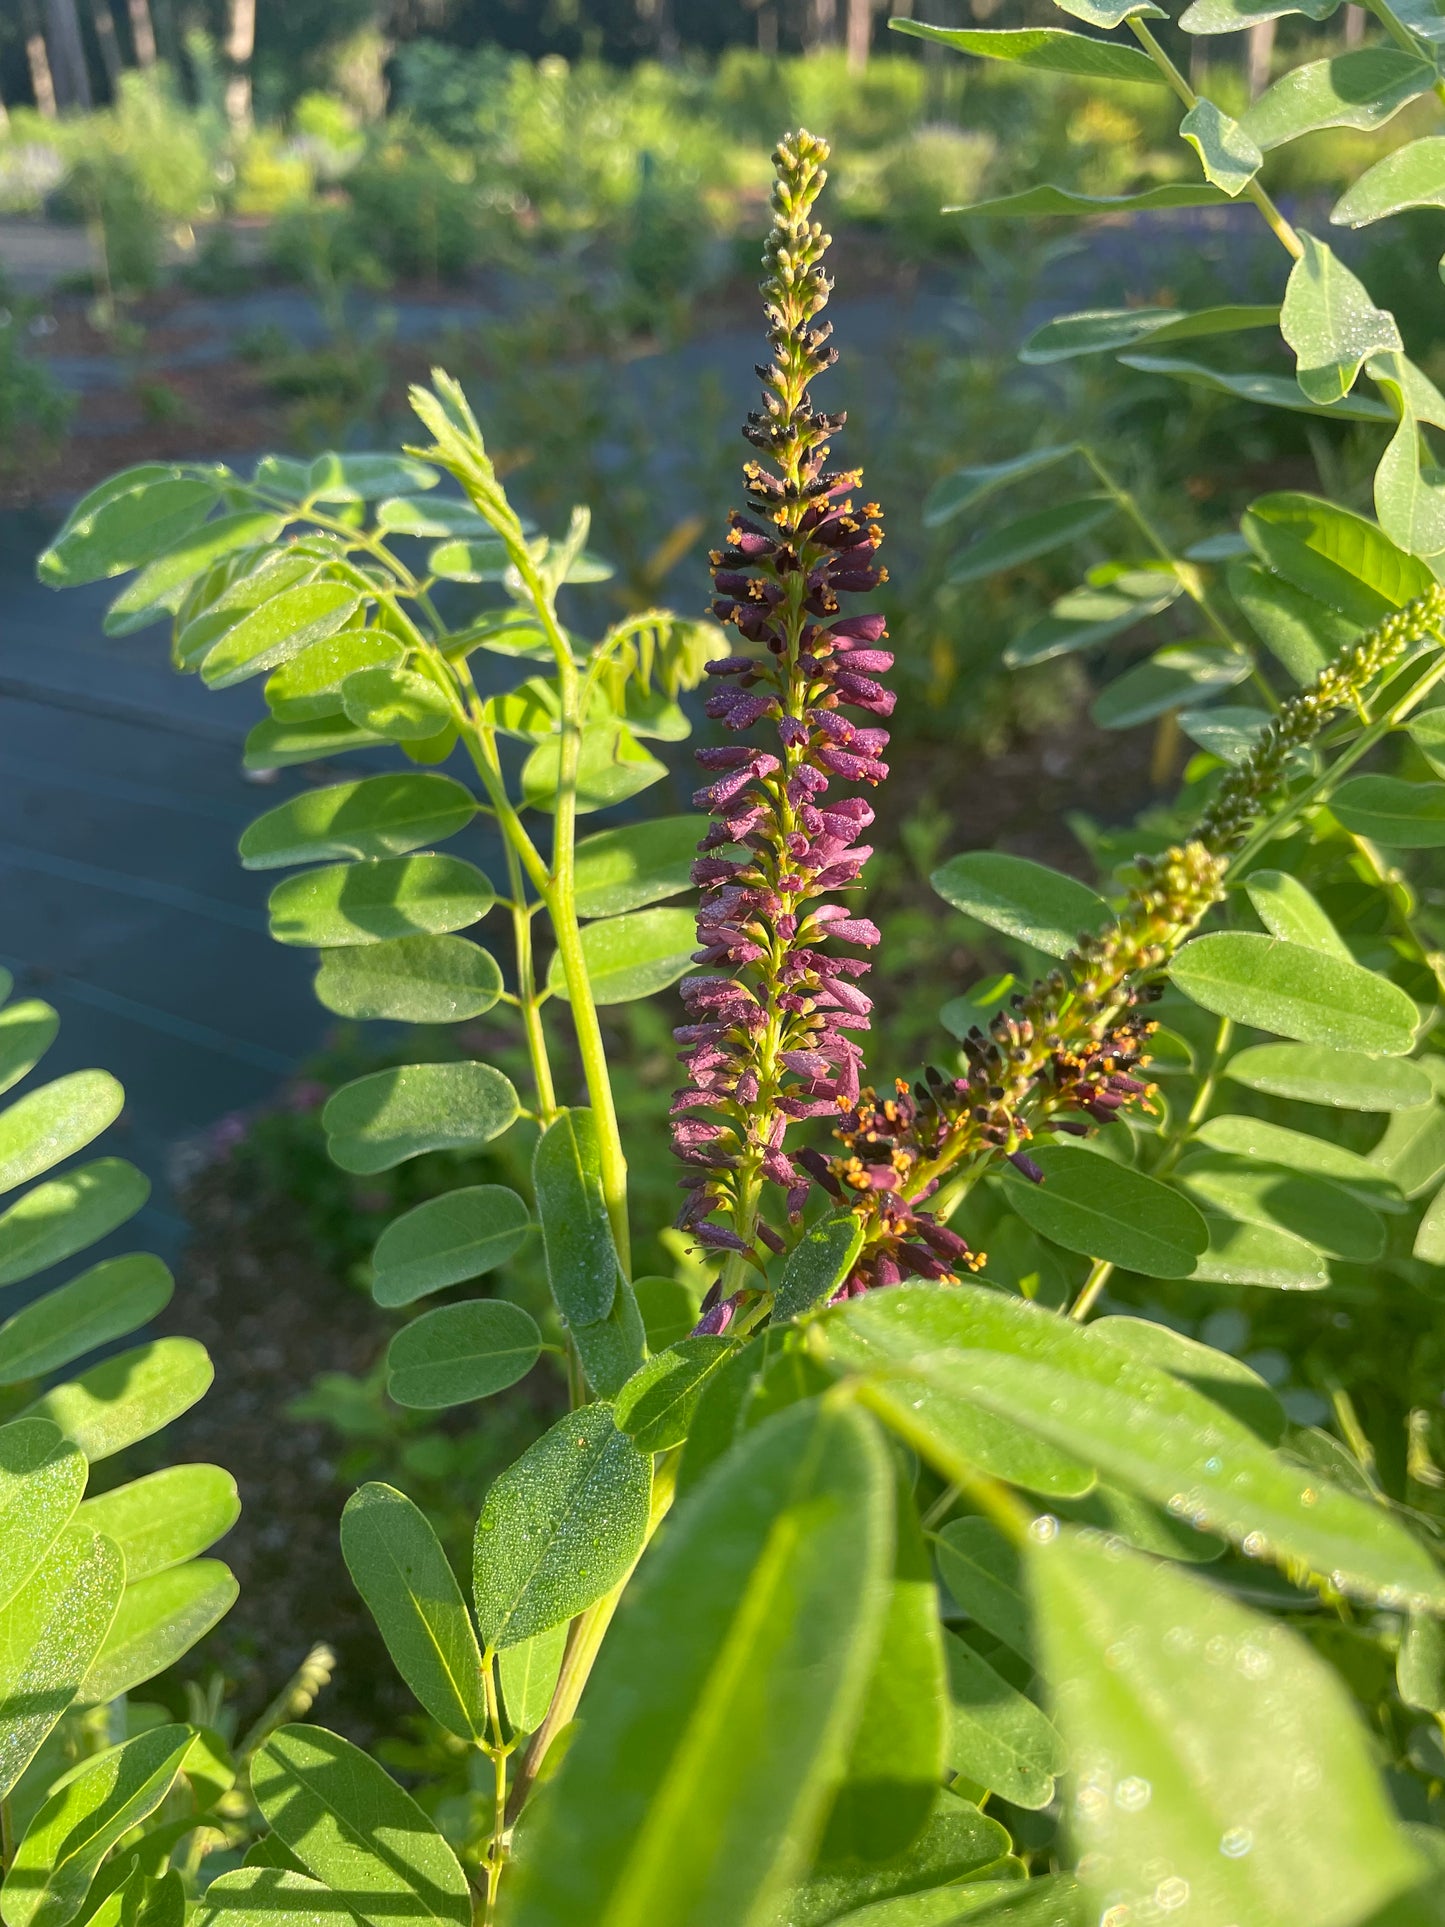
[504,845,558,1122]
[480,1659,510,1927]
[1127,20,1304,260]
[1153,1014,1232,1180]
[1347,831,1445,999]
[1069,1257,1115,1323]
[1079,447,1251,654]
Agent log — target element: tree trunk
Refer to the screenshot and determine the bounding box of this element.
[224,0,255,129]
[1246,17,1275,98]
[20,0,58,117]
[806,0,839,52]
[44,0,93,109]
[127,0,156,67]
[1344,2,1366,44]
[89,0,123,92]
[847,0,873,69]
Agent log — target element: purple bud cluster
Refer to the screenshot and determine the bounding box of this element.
[670,130,894,1266]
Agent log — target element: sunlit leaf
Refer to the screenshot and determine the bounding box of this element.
[79,1560,237,1702]
[268,854,494,948]
[77,1465,239,1580]
[1170,932,1419,1053]
[1000,1144,1208,1276]
[240,773,477,871]
[315,935,503,1023]
[0,1160,149,1289]
[26,1338,212,1462]
[930,853,1108,959]
[386,1300,542,1408]
[473,1404,652,1651]
[546,906,697,1004]
[944,1631,1063,1810]
[323,1063,519,1173]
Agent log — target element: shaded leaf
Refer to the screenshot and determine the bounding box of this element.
[944,1631,1063,1810]
[0,1072,124,1198]
[614,1338,736,1454]
[1180,98,1263,194]
[340,1483,486,1741]
[1334,137,1445,227]
[386,1301,542,1409]
[946,499,1113,585]
[1000,1143,1208,1276]
[930,853,1107,960]
[546,906,697,1004]
[573,816,707,918]
[533,1109,618,1328]
[26,1338,212,1462]
[1225,1041,1434,1110]
[371,1186,532,1307]
[1020,303,1275,363]
[0,1254,172,1386]
[774,1214,867,1321]
[1120,353,1393,420]
[0,1160,149,1289]
[1244,49,1436,148]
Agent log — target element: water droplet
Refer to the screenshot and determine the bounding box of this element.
[1220,1826,1253,1858]
[1116,1776,1151,1812]
[1029,1514,1059,1544]
[1156,1875,1190,1911]
[1242,1531,1267,1559]
[1204,1455,1223,1475]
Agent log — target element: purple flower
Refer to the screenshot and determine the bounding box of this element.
[670,130,895,1263]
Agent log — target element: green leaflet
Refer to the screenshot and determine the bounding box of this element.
[1195,1113,1399,1188]
[499,1621,569,1736]
[0,1072,124,1198]
[1225,1042,1434,1111]
[37,467,221,587]
[1189,1214,1331,1289]
[1031,1530,1424,1927]
[946,498,1113,585]
[929,853,1107,961]
[943,1631,1064,1811]
[570,1277,649,1401]
[1245,870,1350,957]
[1334,137,1445,227]
[1180,99,1262,195]
[25,1338,213,1462]
[196,1863,355,1927]
[1,1724,197,1927]
[1020,304,1276,364]
[1333,777,1445,847]
[1170,932,1419,1054]
[1090,641,1252,729]
[308,452,440,502]
[371,1185,533,1307]
[268,854,495,948]
[76,1465,240,1581]
[1369,1097,1445,1199]
[818,1285,1445,1608]
[323,1062,520,1173]
[1242,491,1434,614]
[239,773,477,871]
[546,906,698,1004]
[0,1419,87,1612]
[615,1338,737,1454]
[80,1561,238,1703]
[955,182,1236,218]
[0,1527,124,1798]
[0,1159,149,1289]
[340,1484,487,1742]
[1086,1316,1285,1442]
[923,446,1079,527]
[1229,557,1357,683]
[1120,353,1393,420]
[251,1726,471,1927]
[386,1300,542,1408]
[200,583,364,689]
[774,1214,867,1321]
[315,935,503,1024]
[533,1108,619,1327]
[572,815,707,917]
[1243,49,1437,150]
[1176,1155,1383,1261]
[245,716,388,770]
[520,723,667,814]
[935,1518,1032,1658]
[264,626,406,720]
[635,1276,702,1352]
[473,1404,653,1650]
[773,1790,1011,1927]
[506,1402,894,1927]
[889,21,1162,82]
[822,1487,946,1864]
[0,1003,57,1099]
[1000,1144,1208,1276]
[341,667,452,742]
[0,1255,174,1386]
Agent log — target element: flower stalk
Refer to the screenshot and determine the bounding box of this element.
[671,130,892,1295]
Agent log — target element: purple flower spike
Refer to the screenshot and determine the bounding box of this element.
[670,128,892,1256]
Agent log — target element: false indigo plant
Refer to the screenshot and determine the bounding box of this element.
[29,82,1445,1927]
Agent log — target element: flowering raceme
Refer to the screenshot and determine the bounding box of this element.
[670,130,895,1277]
